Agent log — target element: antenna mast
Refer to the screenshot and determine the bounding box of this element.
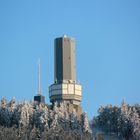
[38,59,41,95]
[34,58,45,104]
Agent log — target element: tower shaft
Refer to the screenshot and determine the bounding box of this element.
[54,36,76,83]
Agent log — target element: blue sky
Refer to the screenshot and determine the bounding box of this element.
[0,0,140,119]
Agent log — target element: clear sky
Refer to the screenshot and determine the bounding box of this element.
[0,0,140,119]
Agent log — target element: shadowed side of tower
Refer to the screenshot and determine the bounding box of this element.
[49,35,82,115]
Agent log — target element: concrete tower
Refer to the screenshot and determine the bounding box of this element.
[54,34,76,83]
[49,35,82,114]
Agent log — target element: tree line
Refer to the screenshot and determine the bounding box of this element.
[92,100,140,140]
[0,97,93,140]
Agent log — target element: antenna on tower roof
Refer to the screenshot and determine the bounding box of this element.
[38,58,41,95]
[34,58,45,104]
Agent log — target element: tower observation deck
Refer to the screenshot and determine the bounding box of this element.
[49,35,82,113]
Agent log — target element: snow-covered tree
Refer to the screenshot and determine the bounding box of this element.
[0,97,11,126]
[50,113,59,129]
[70,111,80,130]
[19,100,30,127]
[0,97,7,107]
[8,97,16,110]
[82,112,92,133]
